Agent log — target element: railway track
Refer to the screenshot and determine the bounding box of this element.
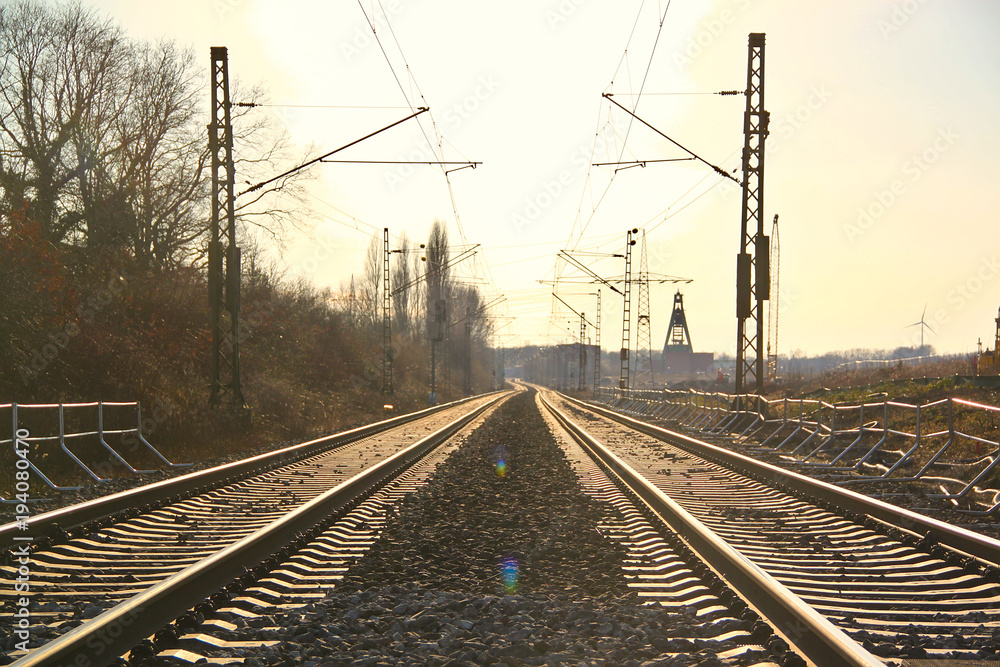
[546,389,1000,663]
[179,387,881,666]
[6,385,998,665]
[111,387,840,667]
[0,386,847,667]
[1,393,505,664]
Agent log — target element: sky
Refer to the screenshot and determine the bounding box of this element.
[83,0,1000,358]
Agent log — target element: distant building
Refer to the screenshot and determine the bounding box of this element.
[662,292,714,374]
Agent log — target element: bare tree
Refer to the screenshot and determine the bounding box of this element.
[70,38,209,264]
[409,249,424,331]
[424,219,450,335]
[454,284,491,344]
[359,231,380,328]
[228,84,315,247]
[0,0,313,267]
[0,1,130,241]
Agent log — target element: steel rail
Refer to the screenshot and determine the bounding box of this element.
[0,393,493,551]
[567,393,1000,569]
[538,393,883,667]
[11,391,508,667]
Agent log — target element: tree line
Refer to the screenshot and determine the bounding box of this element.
[0,0,305,267]
[0,1,497,460]
[351,219,493,358]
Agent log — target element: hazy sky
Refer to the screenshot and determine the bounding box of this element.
[85,0,1000,357]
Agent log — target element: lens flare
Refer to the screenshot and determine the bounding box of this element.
[490,444,510,478]
[500,556,519,593]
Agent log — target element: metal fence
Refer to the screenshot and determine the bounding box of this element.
[2,401,190,494]
[599,387,1000,515]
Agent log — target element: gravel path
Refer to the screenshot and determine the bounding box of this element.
[227,389,780,666]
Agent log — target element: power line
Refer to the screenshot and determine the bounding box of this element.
[562,2,675,258]
[247,103,412,109]
[612,1,674,169]
[318,159,480,166]
[239,107,428,196]
[356,1,501,303]
[641,146,742,236]
[603,93,741,185]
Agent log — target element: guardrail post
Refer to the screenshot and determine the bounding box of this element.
[790,402,825,456]
[825,400,867,467]
[758,397,790,448]
[776,399,807,450]
[122,401,192,470]
[912,398,956,480]
[738,395,765,438]
[5,403,82,493]
[712,393,739,432]
[929,412,1000,501]
[97,401,156,474]
[744,395,771,439]
[803,404,837,461]
[58,403,107,482]
[881,402,922,478]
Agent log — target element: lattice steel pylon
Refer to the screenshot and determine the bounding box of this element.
[619,229,638,390]
[499,345,506,389]
[766,214,779,382]
[208,46,245,409]
[634,231,656,388]
[578,313,587,391]
[594,289,601,394]
[382,227,393,395]
[735,33,770,395]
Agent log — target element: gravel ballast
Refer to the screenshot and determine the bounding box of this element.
[227,389,778,666]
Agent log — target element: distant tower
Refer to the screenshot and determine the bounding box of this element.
[634,231,656,387]
[661,291,715,375]
[664,292,693,354]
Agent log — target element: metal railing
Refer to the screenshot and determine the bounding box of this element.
[1,401,190,494]
[599,387,1000,513]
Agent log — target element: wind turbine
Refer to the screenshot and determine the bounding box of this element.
[907,304,934,349]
